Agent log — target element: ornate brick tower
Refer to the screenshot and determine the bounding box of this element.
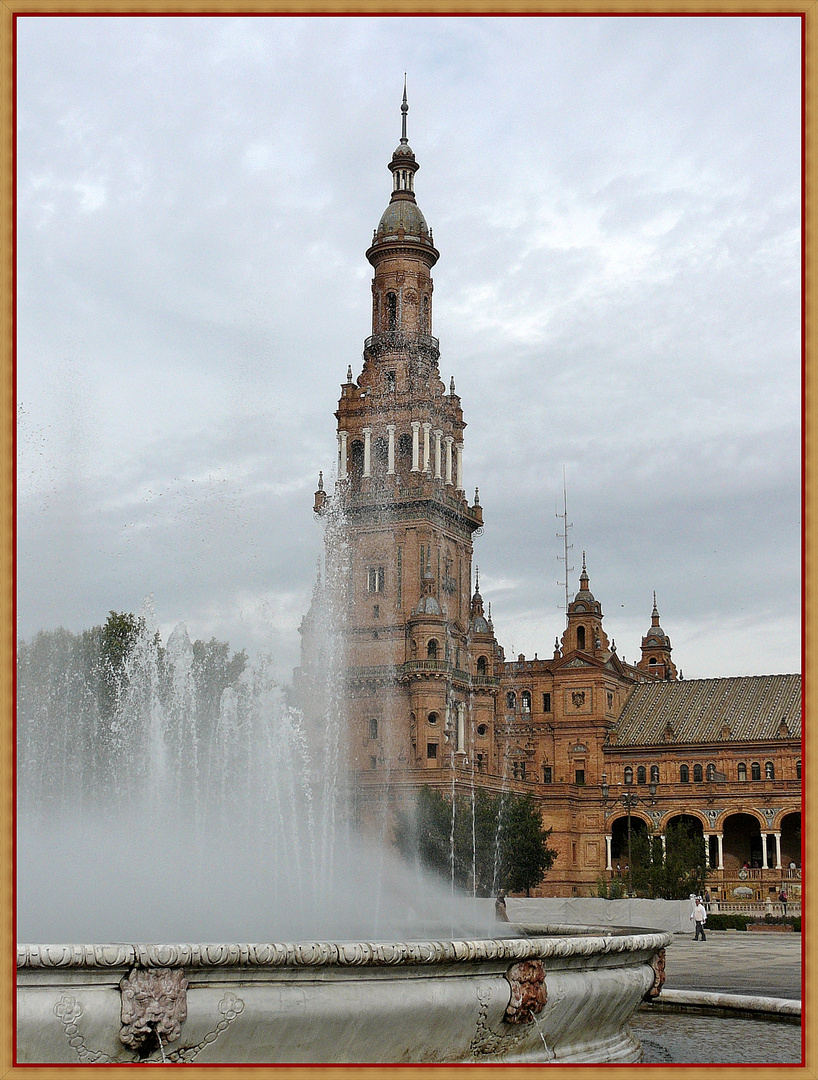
[635,593,678,680]
[304,88,498,801]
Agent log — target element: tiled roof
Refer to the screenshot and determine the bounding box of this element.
[614,675,801,746]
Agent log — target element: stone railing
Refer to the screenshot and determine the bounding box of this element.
[364,332,440,356]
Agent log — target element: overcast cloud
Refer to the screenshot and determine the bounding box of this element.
[16,15,801,682]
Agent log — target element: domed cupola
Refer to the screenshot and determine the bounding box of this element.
[636,593,677,680]
[560,553,610,657]
[366,82,439,277]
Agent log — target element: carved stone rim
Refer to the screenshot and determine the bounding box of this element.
[18,928,672,970]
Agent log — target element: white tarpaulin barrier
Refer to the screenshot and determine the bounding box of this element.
[502,897,695,934]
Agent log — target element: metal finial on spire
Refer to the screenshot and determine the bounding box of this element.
[346,365,353,383]
[582,551,587,571]
[318,470,324,491]
[400,75,409,144]
[475,566,480,591]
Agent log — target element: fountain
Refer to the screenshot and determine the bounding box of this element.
[17,583,670,1064]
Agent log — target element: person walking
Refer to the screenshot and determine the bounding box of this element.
[690,896,707,941]
[779,889,788,916]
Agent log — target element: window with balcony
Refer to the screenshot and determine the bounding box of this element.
[477,655,488,676]
[427,639,438,660]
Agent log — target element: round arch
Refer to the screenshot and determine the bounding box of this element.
[609,813,650,865]
[721,811,765,871]
[779,811,801,868]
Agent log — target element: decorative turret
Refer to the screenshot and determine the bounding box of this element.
[560,553,611,657]
[636,592,678,680]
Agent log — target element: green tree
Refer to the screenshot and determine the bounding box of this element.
[396,786,557,897]
[630,821,708,898]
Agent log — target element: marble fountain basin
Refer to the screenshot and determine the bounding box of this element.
[17,924,672,1064]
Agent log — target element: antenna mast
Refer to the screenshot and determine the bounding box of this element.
[556,466,574,625]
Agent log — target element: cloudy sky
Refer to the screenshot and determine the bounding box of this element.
[16,14,801,683]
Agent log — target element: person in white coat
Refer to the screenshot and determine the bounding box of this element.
[690,896,707,941]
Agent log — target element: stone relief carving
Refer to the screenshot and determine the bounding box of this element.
[642,948,666,1001]
[503,960,547,1024]
[571,691,585,708]
[119,967,188,1054]
[55,987,244,1064]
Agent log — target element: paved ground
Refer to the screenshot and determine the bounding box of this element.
[662,930,802,1000]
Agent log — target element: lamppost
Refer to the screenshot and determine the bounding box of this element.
[601,772,657,897]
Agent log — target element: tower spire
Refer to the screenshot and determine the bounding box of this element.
[401,75,409,144]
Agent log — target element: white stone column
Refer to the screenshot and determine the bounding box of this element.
[387,424,395,475]
[362,427,372,478]
[337,430,348,480]
[704,834,711,868]
[444,435,454,485]
[760,832,769,869]
[411,421,421,472]
[716,832,724,869]
[422,422,432,473]
[434,429,443,479]
[456,442,464,490]
[774,831,782,869]
[605,835,613,871]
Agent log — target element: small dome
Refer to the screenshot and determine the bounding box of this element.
[392,143,415,159]
[376,198,430,240]
[472,616,489,634]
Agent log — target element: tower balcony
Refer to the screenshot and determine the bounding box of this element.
[364,331,440,362]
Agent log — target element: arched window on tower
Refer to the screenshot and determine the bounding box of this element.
[624,766,633,785]
[577,626,586,651]
[521,691,531,713]
[650,765,660,784]
[386,292,398,332]
[680,764,689,783]
[427,639,438,660]
[693,764,703,782]
[476,655,487,676]
[506,691,516,711]
[636,766,646,785]
[751,762,761,781]
[421,295,430,332]
[369,718,378,740]
[765,761,775,780]
[706,763,716,782]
